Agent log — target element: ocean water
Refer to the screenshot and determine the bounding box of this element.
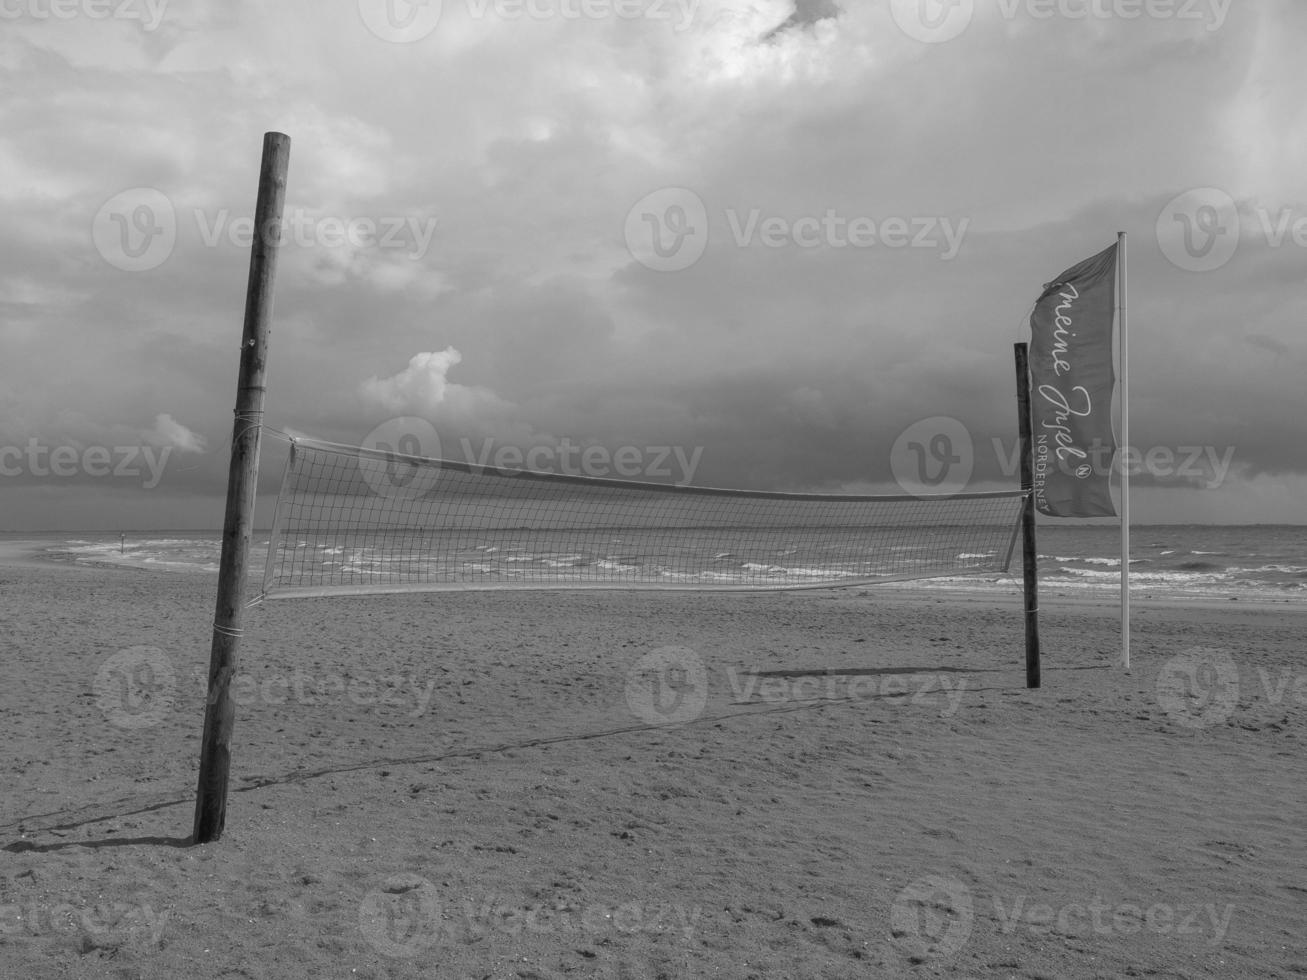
[9,524,1307,603]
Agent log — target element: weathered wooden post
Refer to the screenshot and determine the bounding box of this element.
[193,132,291,844]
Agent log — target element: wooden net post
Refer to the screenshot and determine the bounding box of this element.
[193,132,291,844]
[1014,342,1041,690]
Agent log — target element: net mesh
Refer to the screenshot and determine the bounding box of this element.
[260,437,1028,599]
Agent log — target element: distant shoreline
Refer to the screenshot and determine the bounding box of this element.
[0,547,1301,614]
[0,540,160,573]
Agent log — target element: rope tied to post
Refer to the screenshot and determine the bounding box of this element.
[233,408,264,445]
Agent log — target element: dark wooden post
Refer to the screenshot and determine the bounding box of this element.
[1014,343,1041,689]
[193,132,291,844]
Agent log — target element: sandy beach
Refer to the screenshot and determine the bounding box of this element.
[1,551,1303,979]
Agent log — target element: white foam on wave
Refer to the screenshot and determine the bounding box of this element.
[58,537,227,574]
[1056,567,1226,585]
[740,562,856,579]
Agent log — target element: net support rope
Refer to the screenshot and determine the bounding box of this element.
[258,435,1029,599]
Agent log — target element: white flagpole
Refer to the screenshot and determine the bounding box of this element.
[1117,230,1129,671]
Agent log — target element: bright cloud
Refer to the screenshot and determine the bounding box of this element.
[360,348,515,420]
[144,413,206,453]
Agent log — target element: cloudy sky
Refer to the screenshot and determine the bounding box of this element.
[2,0,1304,529]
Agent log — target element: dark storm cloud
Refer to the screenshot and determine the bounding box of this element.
[762,0,841,41]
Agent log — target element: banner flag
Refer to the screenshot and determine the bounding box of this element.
[1028,242,1119,518]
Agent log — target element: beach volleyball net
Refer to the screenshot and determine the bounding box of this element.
[259,436,1029,600]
